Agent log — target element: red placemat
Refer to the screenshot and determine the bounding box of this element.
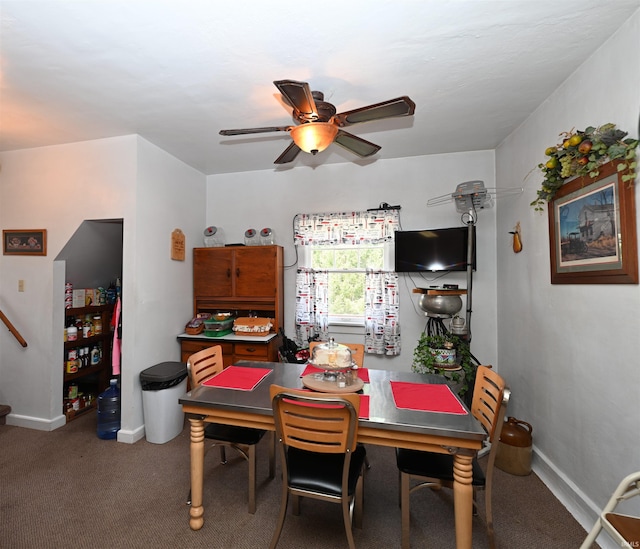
[202,366,272,391]
[359,394,370,419]
[300,364,370,383]
[390,381,468,415]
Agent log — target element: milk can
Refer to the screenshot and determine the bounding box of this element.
[495,417,533,476]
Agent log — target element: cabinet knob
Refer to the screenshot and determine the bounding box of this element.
[236,268,240,277]
[226,268,231,278]
[245,347,256,353]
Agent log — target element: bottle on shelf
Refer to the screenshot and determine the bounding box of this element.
[90,346,100,366]
[97,379,120,440]
[92,315,102,335]
[82,316,92,338]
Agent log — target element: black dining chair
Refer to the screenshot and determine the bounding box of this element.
[395,365,509,549]
[186,345,275,514]
[269,384,366,549]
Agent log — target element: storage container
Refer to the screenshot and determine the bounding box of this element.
[203,317,234,337]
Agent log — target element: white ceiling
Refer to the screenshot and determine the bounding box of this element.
[1,0,638,176]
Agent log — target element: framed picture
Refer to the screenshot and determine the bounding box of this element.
[548,160,638,284]
[2,229,47,256]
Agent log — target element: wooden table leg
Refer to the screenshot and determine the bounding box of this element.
[453,452,474,549]
[188,417,205,530]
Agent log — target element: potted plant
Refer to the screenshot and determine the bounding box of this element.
[412,333,477,402]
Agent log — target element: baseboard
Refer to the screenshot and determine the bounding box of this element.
[532,445,618,549]
[6,412,66,431]
[6,412,146,445]
[116,424,145,444]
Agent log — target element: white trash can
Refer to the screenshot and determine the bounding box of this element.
[140,361,188,444]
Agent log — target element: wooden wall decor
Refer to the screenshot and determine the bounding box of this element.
[171,229,185,261]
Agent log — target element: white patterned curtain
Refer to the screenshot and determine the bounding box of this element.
[364,271,401,355]
[294,268,329,345]
[293,210,400,354]
[294,209,399,245]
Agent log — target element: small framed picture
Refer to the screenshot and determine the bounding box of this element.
[3,229,47,256]
[548,160,638,284]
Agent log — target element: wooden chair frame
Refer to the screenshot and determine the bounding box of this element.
[580,471,640,548]
[397,365,510,549]
[186,345,275,514]
[269,385,365,549]
[306,342,371,468]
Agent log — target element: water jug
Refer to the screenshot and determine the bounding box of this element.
[97,379,120,440]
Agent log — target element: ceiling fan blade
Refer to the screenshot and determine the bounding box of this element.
[219,126,290,136]
[334,130,381,158]
[274,142,302,164]
[333,96,416,127]
[273,80,318,119]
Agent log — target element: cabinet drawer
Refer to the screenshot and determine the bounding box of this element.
[181,340,233,361]
[234,342,269,359]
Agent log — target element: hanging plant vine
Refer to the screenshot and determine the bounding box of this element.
[531,123,638,211]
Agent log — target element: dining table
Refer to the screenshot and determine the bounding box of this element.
[179,361,486,549]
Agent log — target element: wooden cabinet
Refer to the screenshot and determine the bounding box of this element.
[194,246,281,300]
[193,245,283,331]
[63,304,114,421]
[181,245,284,364]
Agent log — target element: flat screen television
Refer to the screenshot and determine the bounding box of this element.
[394,226,476,272]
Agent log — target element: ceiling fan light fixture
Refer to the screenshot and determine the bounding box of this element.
[290,122,338,155]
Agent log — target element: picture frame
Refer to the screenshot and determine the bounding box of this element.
[2,229,47,256]
[548,159,638,284]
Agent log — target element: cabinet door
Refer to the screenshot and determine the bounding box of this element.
[194,248,233,297]
[234,247,277,297]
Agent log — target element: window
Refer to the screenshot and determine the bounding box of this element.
[310,245,385,325]
[293,210,401,354]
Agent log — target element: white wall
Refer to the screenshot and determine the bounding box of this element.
[207,150,499,372]
[117,136,205,442]
[0,135,206,439]
[0,136,136,427]
[495,10,640,545]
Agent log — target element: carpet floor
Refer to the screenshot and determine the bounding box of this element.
[0,413,598,548]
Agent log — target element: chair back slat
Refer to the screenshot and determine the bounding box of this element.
[283,415,350,452]
[270,385,360,454]
[187,345,224,387]
[471,365,506,442]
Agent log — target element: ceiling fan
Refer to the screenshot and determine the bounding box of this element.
[219,79,416,165]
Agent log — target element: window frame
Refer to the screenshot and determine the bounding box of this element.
[299,243,394,326]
